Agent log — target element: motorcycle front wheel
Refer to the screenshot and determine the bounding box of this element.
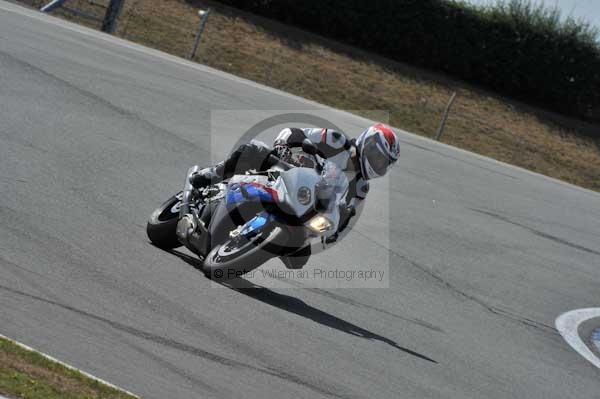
[146,192,183,249]
[203,224,289,281]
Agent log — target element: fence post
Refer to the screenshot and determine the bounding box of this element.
[189,8,212,60]
[101,0,126,34]
[435,92,457,141]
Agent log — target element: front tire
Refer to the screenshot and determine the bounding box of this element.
[203,225,289,280]
[147,192,183,249]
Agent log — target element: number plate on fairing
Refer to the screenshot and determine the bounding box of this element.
[278,167,321,217]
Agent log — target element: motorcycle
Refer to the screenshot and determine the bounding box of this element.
[146,141,348,280]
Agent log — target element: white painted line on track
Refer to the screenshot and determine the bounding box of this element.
[1,0,600,198]
[555,308,600,369]
[0,333,140,398]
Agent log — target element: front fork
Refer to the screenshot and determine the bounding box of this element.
[176,165,210,256]
[180,165,200,217]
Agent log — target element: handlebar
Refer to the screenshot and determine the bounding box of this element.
[268,154,295,171]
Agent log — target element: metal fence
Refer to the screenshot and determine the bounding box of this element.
[27,0,124,32]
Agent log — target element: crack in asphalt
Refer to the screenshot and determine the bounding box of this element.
[469,208,600,257]
[231,284,438,363]
[1,247,359,397]
[392,252,557,334]
[0,254,51,281]
[0,49,208,155]
[277,277,444,333]
[352,229,557,334]
[0,284,348,399]
[123,339,219,396]
[170,250,438,364]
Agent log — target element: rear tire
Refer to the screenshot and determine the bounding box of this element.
[203,225,289,281]
[147,192,183,249]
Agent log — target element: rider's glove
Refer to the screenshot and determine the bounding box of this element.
[190,169,214,189]
[273,144,293,164]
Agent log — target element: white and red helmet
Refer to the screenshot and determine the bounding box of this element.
[356,123,400,180]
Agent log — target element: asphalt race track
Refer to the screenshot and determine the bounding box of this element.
[1,2,599,398]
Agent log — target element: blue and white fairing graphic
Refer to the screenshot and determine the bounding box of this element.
[239,213,273,238]
[226,182,279,207]
[224,176,280,239]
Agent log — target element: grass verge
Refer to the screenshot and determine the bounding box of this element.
[14,0,600,191]
[0,337,136,399]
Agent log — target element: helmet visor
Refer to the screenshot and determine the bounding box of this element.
[363,135,393,176]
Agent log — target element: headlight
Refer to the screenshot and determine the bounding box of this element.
[307,215,333,233]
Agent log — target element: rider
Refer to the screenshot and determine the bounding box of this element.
[177,123,400,266]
